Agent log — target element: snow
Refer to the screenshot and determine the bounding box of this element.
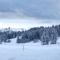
[0,38,60,60]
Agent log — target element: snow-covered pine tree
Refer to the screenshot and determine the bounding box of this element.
[49,27,58,44]
[41,28,50,45]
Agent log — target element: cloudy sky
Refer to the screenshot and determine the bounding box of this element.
[0,18,59,30]
[0,0,60,19]
[0,0,60,29]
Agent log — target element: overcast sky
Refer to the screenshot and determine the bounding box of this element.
[0,0,60,19]
[0,18,59,29]
[0,0,60,29]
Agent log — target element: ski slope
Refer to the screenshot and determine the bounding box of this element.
[0,37,60,60]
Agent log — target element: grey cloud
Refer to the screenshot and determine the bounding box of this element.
[0,0,60,19]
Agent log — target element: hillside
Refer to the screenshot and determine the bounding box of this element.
[0,37,60,60]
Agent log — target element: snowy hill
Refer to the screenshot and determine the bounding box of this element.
[0,37,60,60]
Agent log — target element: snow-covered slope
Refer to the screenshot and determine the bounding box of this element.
[0,44,60,60]
[0,37,60,60]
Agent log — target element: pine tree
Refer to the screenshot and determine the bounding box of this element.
[41,28,50,45]
[49,27,58,44]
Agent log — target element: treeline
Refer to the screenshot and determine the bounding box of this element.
[0,25,60,45]
[0,30,17,44]
[0,28,24,44]
[17,25,60,45]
